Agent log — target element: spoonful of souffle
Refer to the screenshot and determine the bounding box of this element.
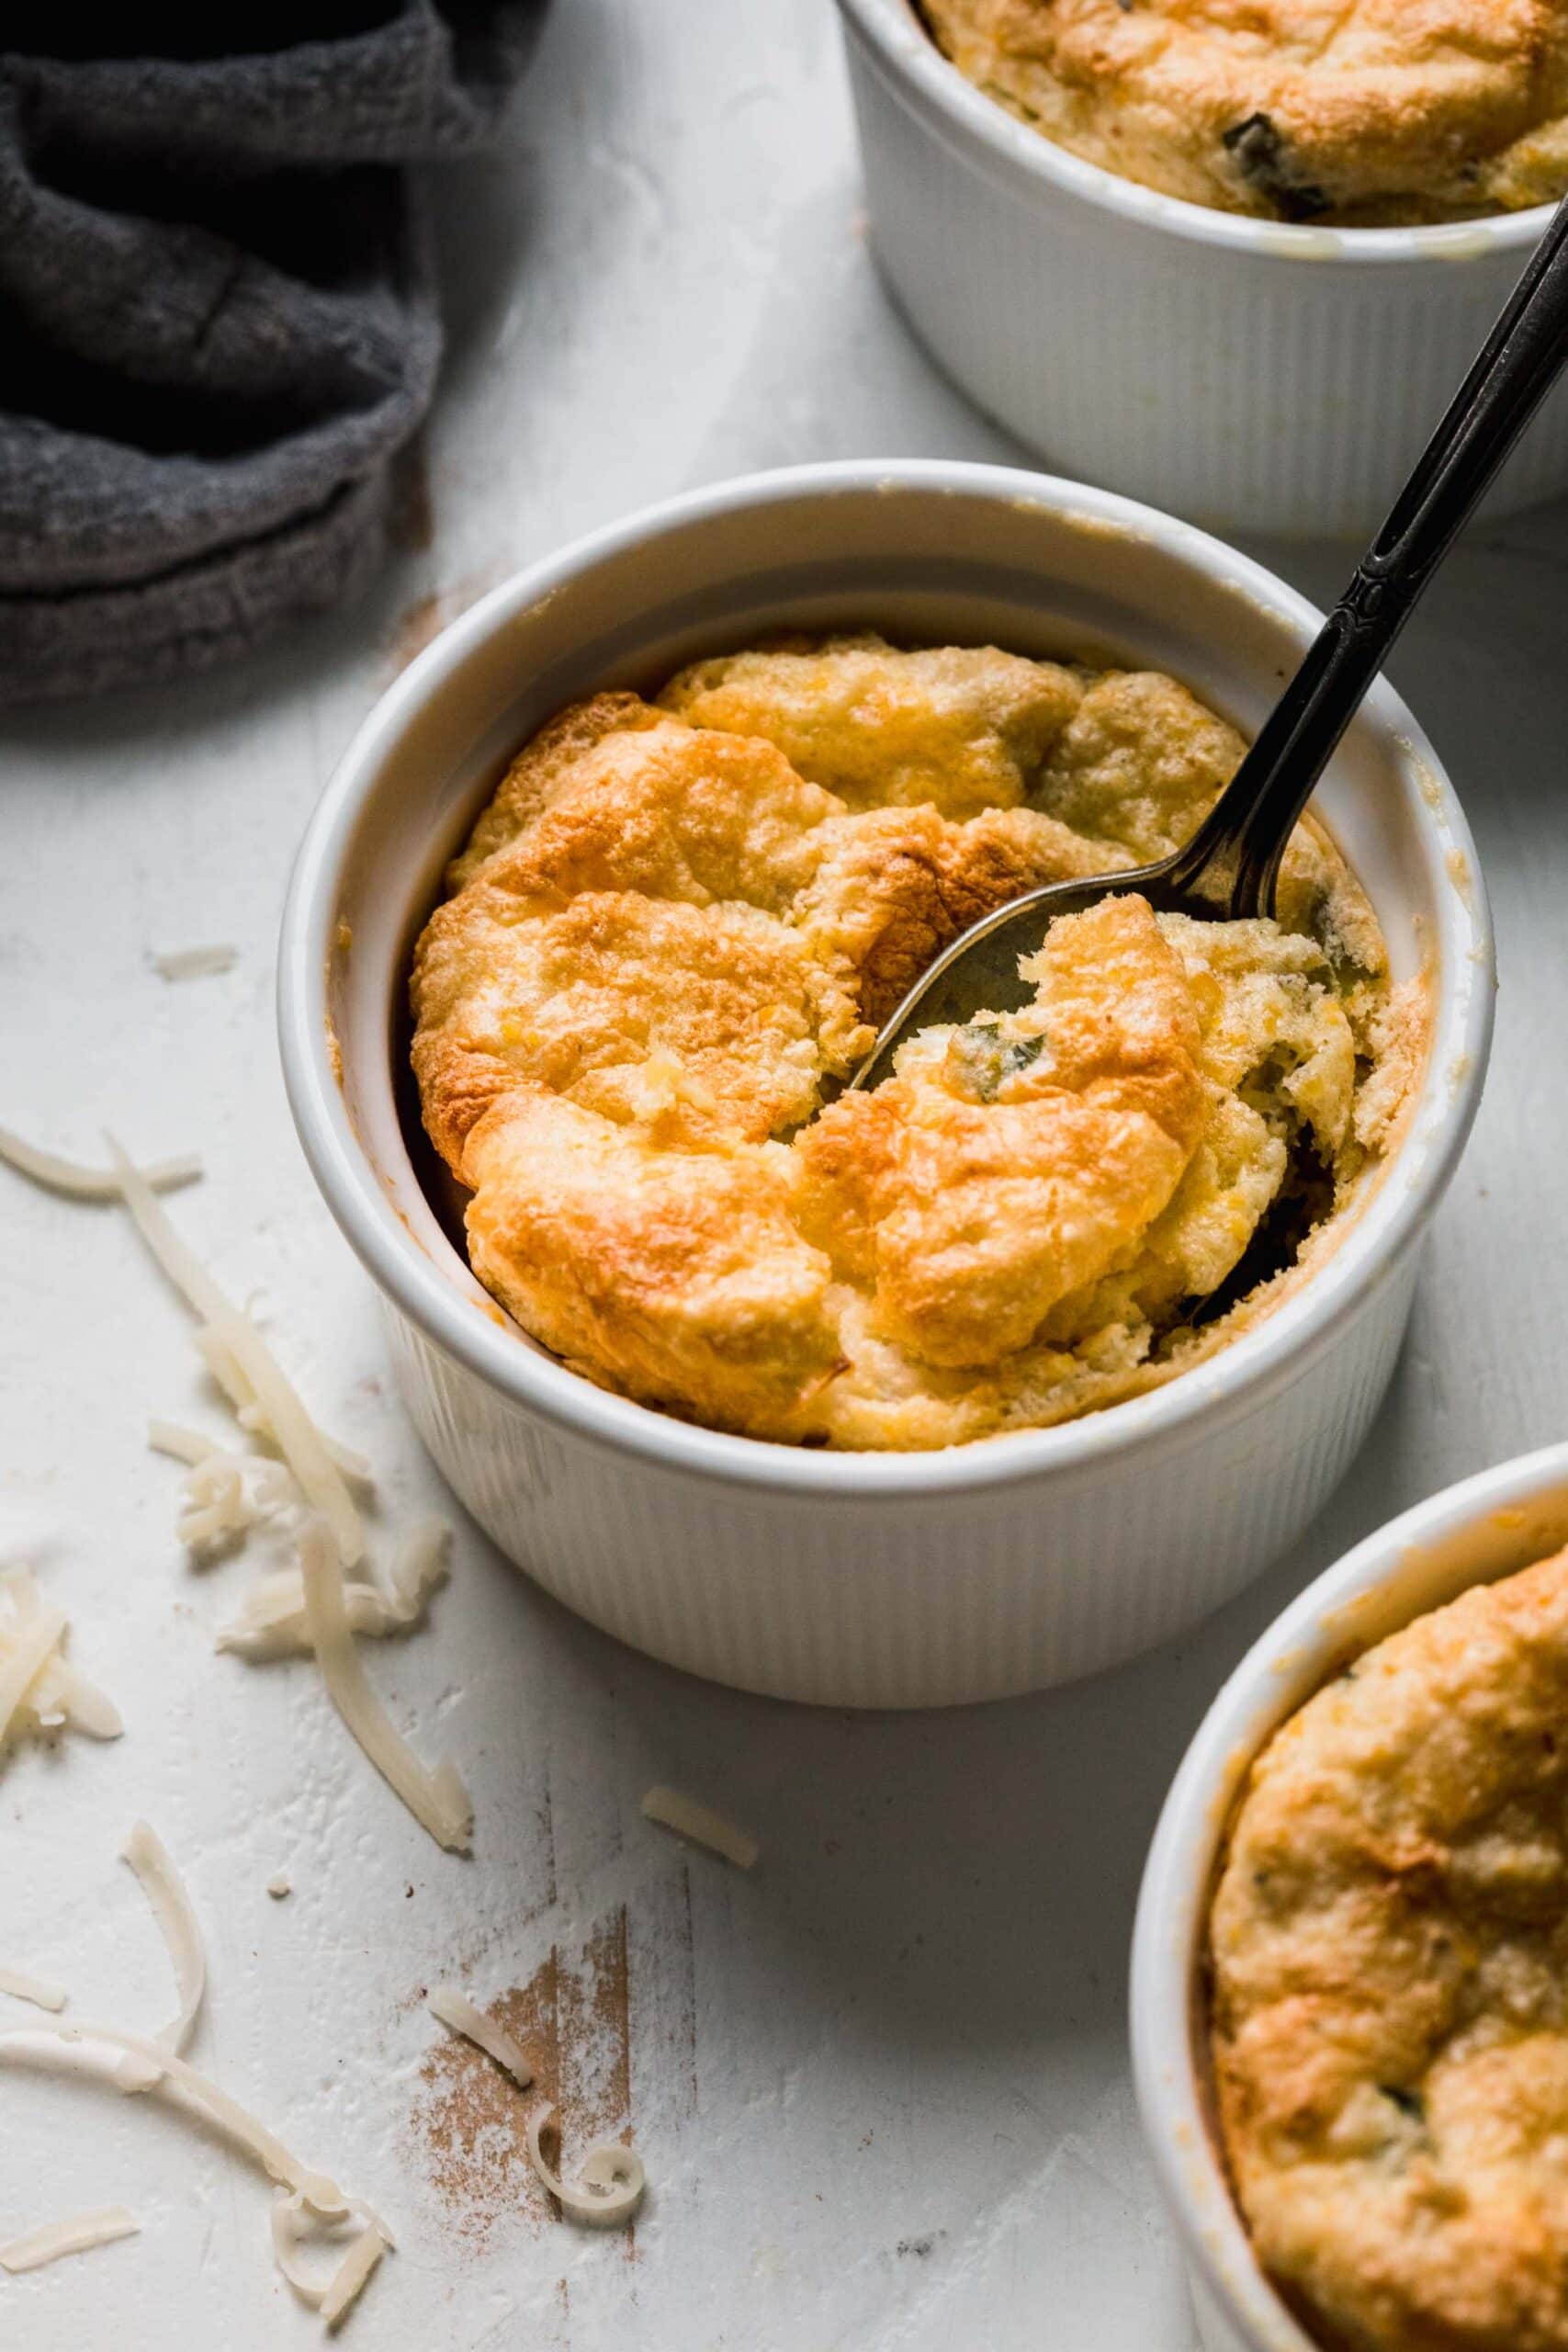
[853,196,1568,1090]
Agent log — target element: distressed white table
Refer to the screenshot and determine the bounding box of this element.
[3,6,1566,2346]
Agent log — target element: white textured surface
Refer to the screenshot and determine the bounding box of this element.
[0,4,1564,2345]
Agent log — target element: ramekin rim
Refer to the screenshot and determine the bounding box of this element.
[277,456,1493,1503]
[1129,1439,1568,2350]
[836,0,1556,266]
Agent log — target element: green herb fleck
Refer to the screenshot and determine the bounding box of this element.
[948,1024,1051,1102]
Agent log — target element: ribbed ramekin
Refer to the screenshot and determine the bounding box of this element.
[1131,1443,1568,2352]
[836,0,1568,536]
[277,460,1492,1708]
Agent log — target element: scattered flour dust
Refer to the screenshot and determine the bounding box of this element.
[410,1908,633,2247]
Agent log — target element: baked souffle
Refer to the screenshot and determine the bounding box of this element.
[921,0,1568,225]
[410,635,1423,1451]
[1210,1544,1568,2352]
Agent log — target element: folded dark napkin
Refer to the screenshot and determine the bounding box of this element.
[0,4,547,706]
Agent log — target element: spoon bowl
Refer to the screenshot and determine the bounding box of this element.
[851,855,1227,1089]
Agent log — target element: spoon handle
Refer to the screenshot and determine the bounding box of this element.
[1176,195,1568,921]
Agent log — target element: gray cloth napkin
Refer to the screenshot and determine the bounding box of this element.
[0,4,547,705]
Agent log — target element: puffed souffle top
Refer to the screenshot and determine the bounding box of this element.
[921,0,1568,225]
[410,635,1424,1451]
[1211,1543,1568,2352]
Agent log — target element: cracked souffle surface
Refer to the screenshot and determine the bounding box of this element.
[409,633,1423,1450]
[921,0,1568,225]
[1210,1545,1568,2352]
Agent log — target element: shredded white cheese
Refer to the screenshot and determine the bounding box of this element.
[525,2103,647,2230]
[105,1137,366,1566]
[385,1519,451,1615]
[0,1568,121,1753]
[426,1994,644,2230]
[0,2206,140,2274]
[0,1125,199,1202]
[640,1785,760,1870]
[25,1645,123,1741]
[178,1453,250,1548]
[319,2216,385,2329]
[147,1419,222,1466]
[218,1522,450,1661]
[192,1329,372,1488]
[0,2020,390,2316]
[0,1579,66,1740]
[427,1987,534,2090]
[0,1969,66,2013]
[115,1824,205,2094]
[270,2191,388,2328]
[299,1521,472,1854]
[196,1459,288,1549]
[151,945,237,982]
[149,1421,297,1552]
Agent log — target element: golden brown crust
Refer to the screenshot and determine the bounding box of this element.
[923,0,1568,224]
[448,692,663,887]
[410,633,1417,1450]
[411,709,857,1165]
[464,1094,843,1435]
[1210,1546,1568,2352]
[660,633,1084,816]
[796,898,1205,1366]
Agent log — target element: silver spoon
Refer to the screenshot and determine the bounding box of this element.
[852,195,1568,1090]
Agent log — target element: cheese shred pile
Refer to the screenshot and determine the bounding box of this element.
[0,1567,121,1758]
[148,1421,294,1553]
[7,1114,474,1851]
[0,1123,472,2310]
[104,1152,468,1850]
[105,1136,365,1566]
[216,1521,449,1662]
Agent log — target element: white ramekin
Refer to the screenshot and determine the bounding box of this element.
[277,460,1491,1709]
[836,0,1568,536]
[1131,1442,1568,2352]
